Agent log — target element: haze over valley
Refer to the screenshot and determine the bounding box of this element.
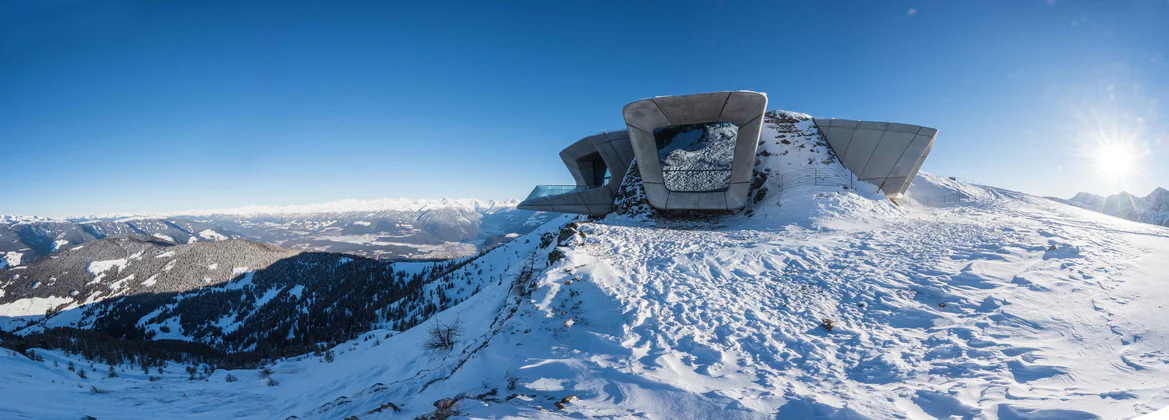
[1,198,556,269]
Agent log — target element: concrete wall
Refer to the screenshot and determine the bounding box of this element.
[623,91,767,210]
[517,130,635,215]
[812,118,937,198]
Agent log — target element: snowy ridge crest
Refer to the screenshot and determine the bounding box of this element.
[70,198,522,220]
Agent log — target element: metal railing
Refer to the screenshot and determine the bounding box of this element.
[913,192,970,206]
[758,167,883,198]
[661,168,732,192]
[524,167,889,204]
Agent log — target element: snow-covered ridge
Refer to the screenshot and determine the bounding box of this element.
[0,215,61,225]
[68,198,522,220]
[1059,186,1169,228]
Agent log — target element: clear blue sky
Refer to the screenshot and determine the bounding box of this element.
[2,0,1166,217]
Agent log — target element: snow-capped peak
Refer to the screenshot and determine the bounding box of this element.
[1062,186,1169,228]
[164,197,520,217]
[64,198,522,220]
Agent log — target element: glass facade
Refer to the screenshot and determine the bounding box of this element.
[653,122,739,192]
[524,185,588,201]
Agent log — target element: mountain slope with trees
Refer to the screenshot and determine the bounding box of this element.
[0,235,502,367]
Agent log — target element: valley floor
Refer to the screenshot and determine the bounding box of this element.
[2,178,1168,419]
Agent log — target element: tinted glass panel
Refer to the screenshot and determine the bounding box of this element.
[653,122,738,192]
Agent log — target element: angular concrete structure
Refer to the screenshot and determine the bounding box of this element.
[811,118,938,197]
[622,91,768,210]
[517,130,635,215]
[518,91,937,216]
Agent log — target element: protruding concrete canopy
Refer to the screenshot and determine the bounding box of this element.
[812,118,938,198]
[623,91,768,210]
[517,130,634,215]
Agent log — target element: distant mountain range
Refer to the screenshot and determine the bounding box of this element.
[1,198,555,267]
[0,197,552,366]
[1052,187,1169,227]
[0,218,241,269]
[0,234,475,365]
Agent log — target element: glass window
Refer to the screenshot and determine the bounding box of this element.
[652,122,739,192]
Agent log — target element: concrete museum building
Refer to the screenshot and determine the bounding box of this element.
[518,91,938,216]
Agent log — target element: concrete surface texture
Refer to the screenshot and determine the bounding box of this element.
[812,118,938,197]
[623,91,768,210]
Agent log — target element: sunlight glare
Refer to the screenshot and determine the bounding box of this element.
[1093,142,1136,178]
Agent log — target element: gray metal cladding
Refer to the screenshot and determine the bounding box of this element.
[623,91,768,211]
[812,118,937,198]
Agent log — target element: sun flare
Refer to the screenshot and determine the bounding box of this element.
[1093,143,1137,178]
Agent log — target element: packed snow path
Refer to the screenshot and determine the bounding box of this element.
[564,186,1169,418]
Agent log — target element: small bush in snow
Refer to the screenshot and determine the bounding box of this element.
[266,378,279,387]
[547,249,565,265]
[324,350,335,363]
[259,367,273,378]
[820,318,835,332]
[420,398,460,420]
[555,395,578,410]
[107,366,118,378]
[539,232,555,248]
[224,373,238,382]
[90,386,110,394]
[423,317,463,352]
[556,223,580,245]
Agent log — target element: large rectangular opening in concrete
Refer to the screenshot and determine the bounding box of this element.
[576,154,610,188]
[652,122,739,192]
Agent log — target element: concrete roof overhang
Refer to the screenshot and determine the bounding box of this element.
[811,118,938,198]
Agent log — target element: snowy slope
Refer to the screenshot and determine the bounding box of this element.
[2,112,1167,419]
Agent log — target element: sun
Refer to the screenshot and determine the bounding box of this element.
[1093,142,1137,178]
